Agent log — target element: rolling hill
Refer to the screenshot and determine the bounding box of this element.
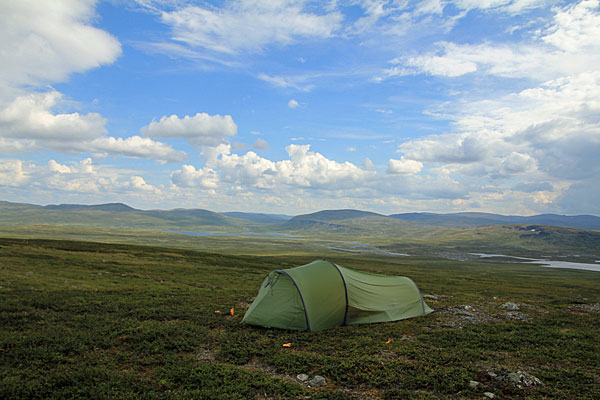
[389,211,600,230]
[1,201,599,234]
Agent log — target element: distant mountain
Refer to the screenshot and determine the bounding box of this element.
[223,212,292,224]
[292,209,383,221]
[388,212,600,230]
[144,209,231,226]
[0,201,233,229]
[1,201,598,232]
[44,203,136,212]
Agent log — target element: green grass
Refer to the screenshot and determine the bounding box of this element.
[1,237,599,399]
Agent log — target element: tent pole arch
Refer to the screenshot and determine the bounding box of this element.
[322,259,349,325]
[275,270,311,331]
[405,277,426,315]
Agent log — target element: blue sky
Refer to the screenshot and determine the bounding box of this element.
[1,0,599,215]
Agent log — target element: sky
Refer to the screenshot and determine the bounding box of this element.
[0,0,599,216]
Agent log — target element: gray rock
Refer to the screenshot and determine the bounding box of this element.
[484,392,495,399]
[469,380,480,388]
[308,375,326,387]
[423,294,439,300]
[507,370,543,389]
[297,373,309,382]
[500,301,520,311]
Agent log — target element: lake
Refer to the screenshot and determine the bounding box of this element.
[165,231,301,238]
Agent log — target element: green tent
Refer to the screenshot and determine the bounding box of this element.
[242,260,433,332]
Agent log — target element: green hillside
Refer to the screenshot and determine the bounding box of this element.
[0,201,239,230]
[1,238,598,399]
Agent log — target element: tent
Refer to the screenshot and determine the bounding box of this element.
[242,259,433,332]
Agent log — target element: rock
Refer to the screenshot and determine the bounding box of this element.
[297,373,309,382]
[308,375,326,387]
[487,370,499,380]
[504,311,529,321]
[500,302,520,311]
[507,371,543,389]
[423,294,439,300]
[469,380,480,388]
[484,392,496,399]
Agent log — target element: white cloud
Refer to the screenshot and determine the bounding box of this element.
[382,1,600,80]
[501,152,536,174]
[0,138,30,154]
[90,136,186,163]
[141,112,237,147]
[48,159,72,173]
[542,0,600,52]
[0,0,121,96]
[253,138,270,150]
[0,2,185,165]
[346,147,357,152]
[0,91,106,140]
[0,91,185,163]
[395,70,600,212]
[0,157,167,199]
[157,0,343,55]
[171,164,218,188]
[452,0,552,13]
[362,157,376,171]
[127,176,161,194]
[387,157,423,175]
[257,73,314,92]
[0,159,29,186]
[288,99,300,108]
[174,144,371,191]
[232,141,249,151]
[399,132,493,164]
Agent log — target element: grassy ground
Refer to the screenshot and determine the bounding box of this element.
[1,237,599,399]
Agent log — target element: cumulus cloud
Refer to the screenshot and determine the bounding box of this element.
[171,164,218,188]
[0,91,106,140]
[90,136,186,163]
[172,144,371,191]
[0,159,29,186]
[0,2,185,164]
[387,157,423,175]
[395,70,600,212]
[0,138,30,154]
[252,138,270,150]
[382,1,600,81]
[0,157,166,198]
[0,91,185,163]
[370,1,600,213]
[288,99,300,108]
[0,0,121,95]
[141,112,237,147]
[362,157,376,171]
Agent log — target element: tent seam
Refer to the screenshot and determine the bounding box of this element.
[275,270,311,332]
[323,259,349,326]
